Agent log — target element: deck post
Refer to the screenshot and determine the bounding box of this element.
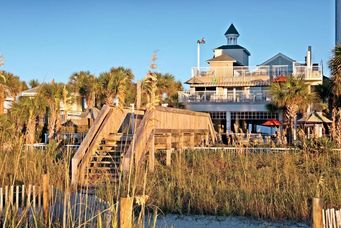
[312,197,323,228]
[166,133,172,166]
[179,132,184,149]
[71,158,79,189]
[43,174,50,225]
[189,132,195,148]
[204,131,209,146]
[119,197,133,228]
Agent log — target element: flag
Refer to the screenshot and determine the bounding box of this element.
[197,38,206,44]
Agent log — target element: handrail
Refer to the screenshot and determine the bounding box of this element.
[123,107,217,169]
[72,105,111,163]
[124,109,154,168]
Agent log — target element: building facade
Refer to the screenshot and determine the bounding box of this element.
[179,24,323,138]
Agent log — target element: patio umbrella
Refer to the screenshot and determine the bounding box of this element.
[262,119,282,135]
[272,75,287,83]
[262,119,282,126]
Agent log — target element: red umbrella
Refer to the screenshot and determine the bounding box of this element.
[272,75,287,83]
[262,119,282,126]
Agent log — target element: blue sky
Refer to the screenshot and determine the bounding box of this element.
[0,0,335,85]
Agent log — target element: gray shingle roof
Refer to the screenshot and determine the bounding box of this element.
[225,24,239,35]
[215,45,251,56]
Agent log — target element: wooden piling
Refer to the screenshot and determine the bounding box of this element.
[166,133,172,166]
[43,174,50,224]
[119,197,133,228]
[166,149,172,166]
[312,197,323,228]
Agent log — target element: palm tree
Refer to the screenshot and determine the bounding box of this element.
[69,71,97,110]
[61,85,73,122]
[29,79,40,88]
[10,97,45,144]
[155,73,183,107]
[270,76,316,143]
[98,67,134,109]
[38,82,64,141]
[329,45,341,106]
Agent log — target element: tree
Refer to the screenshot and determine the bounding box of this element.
[10,97,45,144]
[69,71,97,110]
[98,67,134,108]
[29,79,40,88]
[155,73,183,107]
[38,82,64,141]
[61,85,73,122]
[0,65,28,114]
[0,71,28,97]
[270,76,316,143]
[329,45,341,106]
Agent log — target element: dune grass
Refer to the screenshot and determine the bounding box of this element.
[1,128,340,224]
[147,148,341,221]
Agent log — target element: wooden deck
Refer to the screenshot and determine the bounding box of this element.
[71,105,216,187]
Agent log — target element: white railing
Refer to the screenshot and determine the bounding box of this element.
[178,90,270,103]
[293,64,322,80]
[191,64,322,81]
[191,66,270,78]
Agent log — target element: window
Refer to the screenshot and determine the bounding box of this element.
[231,112,278,120]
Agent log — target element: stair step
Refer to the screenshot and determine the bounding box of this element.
[95,150,122,154]
[98,144,130,149]
[90,161,120,165]
[104,134,134,142]
[92,154,121,158]
[88,167,119,171]
[85,173,120,181]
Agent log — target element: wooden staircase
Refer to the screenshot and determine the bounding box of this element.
[85,133,133,184]
[71,106,216,187]
[71,105,144,187]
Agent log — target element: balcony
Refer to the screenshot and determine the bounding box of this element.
[178,90,271,104]
[190,65,322,82]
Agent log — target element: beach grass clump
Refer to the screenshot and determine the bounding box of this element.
[147,149,341,221]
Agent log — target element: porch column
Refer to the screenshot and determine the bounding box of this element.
[226,111,231,133]
[233,88,236,102]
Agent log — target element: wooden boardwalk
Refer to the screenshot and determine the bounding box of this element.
[71,105,216,186]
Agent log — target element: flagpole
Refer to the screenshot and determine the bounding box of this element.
[197,42,200,69]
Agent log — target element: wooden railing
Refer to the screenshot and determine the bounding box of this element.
[123,106,217,169]
[71,105,126,186]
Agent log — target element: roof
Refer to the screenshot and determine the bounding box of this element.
[297,112,332,124]
[215,45,251,56]
[225,24,239,35]
[207,54,236,62]
[185,77,205,84]
[18,86,40,97]
[185,76,270,87]
[260,53,295,66]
